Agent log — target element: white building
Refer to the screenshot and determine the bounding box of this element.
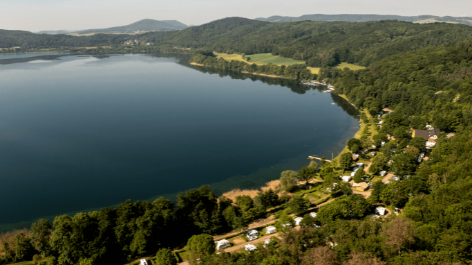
[294,217,303,226]
[380,171,387,177]
[265,226,277,235]
[245,244,257,252]
[376,207,386,216]
[216,239,231,250]
[246,229,259,241]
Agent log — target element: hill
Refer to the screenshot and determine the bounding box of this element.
[75,19,187,34]
[255,14,472,26]
[140,17,472,67]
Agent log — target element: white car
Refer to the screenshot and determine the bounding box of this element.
[246,229,259,241]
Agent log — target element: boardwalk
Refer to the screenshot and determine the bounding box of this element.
[308,156,331,162]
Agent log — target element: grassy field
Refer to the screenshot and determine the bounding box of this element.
[336,62,366,71]
[247,53,306,66]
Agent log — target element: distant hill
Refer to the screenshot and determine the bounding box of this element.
[74,19,187,34]
[36,30,76,35]
[255,14,472,26]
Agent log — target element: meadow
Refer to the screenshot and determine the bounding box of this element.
[335,62,366,70]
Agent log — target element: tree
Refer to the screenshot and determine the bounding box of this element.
[385,218,416,255]
[409,137,426,150]
[300,246,338,265]
[354,166,366,183]
[351,144,360,154]
[280,170,298,192]
[255,189,279,210]
[393,127,410,141]
[392,152,417,176]
[347,138,362,151]
[298,166,317,187]
[370,181,386,203]
[30,219,52,256]
[287,196,310,215]
[187,234,215,264]
[235,195,254,212]
[339,152,353,171]
[155,248,177,265]
[369,153,388,174]
[277,212,295,232]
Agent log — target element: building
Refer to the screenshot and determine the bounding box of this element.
[352,182,369,191]
[310,212,317,218]
[379,171,387,177]
[216,239,231,250]
[140,259,148,265]
[352,154,360,161]
[265,226,276,235]
[412,127,441,140]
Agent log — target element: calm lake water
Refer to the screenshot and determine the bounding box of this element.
[0,54,358,228]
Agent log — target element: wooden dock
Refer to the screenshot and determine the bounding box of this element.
[308,156,331,162]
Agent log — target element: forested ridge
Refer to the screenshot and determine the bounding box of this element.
[2,18,472,265]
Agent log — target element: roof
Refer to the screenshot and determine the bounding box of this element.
[342,176,352,182]
[352,182,369,189]
[382,108,394,112]
[413,127,441,140]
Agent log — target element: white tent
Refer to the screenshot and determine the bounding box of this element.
[309,212,317,218]
[245,244,258,252]
[265,226,277,235]
[216,239,231,250]
[294,217,303,226]
[139,259,148,265]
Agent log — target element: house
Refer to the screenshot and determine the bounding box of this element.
[376,207,386,216]
[265,226,277,235]
[342,176,352,182]
[294,217,303,226]
[245,244,258,252]
[412,127,441,140]
[352,182,369,192]
[352,154,359,161]
[216,239,231,250]
[246,229,259,241]
[140,259,148,265]
[309,212,317,218]
[379,171,387,177]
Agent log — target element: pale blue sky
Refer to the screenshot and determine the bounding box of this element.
[2,0,471,31]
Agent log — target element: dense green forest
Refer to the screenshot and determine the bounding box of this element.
[142,17,472,67]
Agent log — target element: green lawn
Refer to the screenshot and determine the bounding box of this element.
[247,53,306,66]
[336,62,366,71]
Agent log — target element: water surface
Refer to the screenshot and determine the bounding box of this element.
[0,54,358,227]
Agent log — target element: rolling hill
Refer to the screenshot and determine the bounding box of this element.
[255,14,472,26]
[74,19,187,34]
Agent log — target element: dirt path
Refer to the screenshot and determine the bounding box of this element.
[222,234,282,253]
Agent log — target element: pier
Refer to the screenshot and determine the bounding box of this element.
[308,156,332,162]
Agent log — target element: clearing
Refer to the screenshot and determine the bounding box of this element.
[247,53,306,66]
[335,62,366,71]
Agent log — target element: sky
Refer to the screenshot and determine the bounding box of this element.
[1,0,471,32]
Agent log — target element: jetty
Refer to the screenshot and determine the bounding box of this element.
[308,156,332,162]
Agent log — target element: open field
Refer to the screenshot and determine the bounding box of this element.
[248,53,306,66]
[307,67,320,74]
[335,62,366,71]
[213,52,252,63]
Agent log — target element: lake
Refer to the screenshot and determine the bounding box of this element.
[0,53,359,229]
